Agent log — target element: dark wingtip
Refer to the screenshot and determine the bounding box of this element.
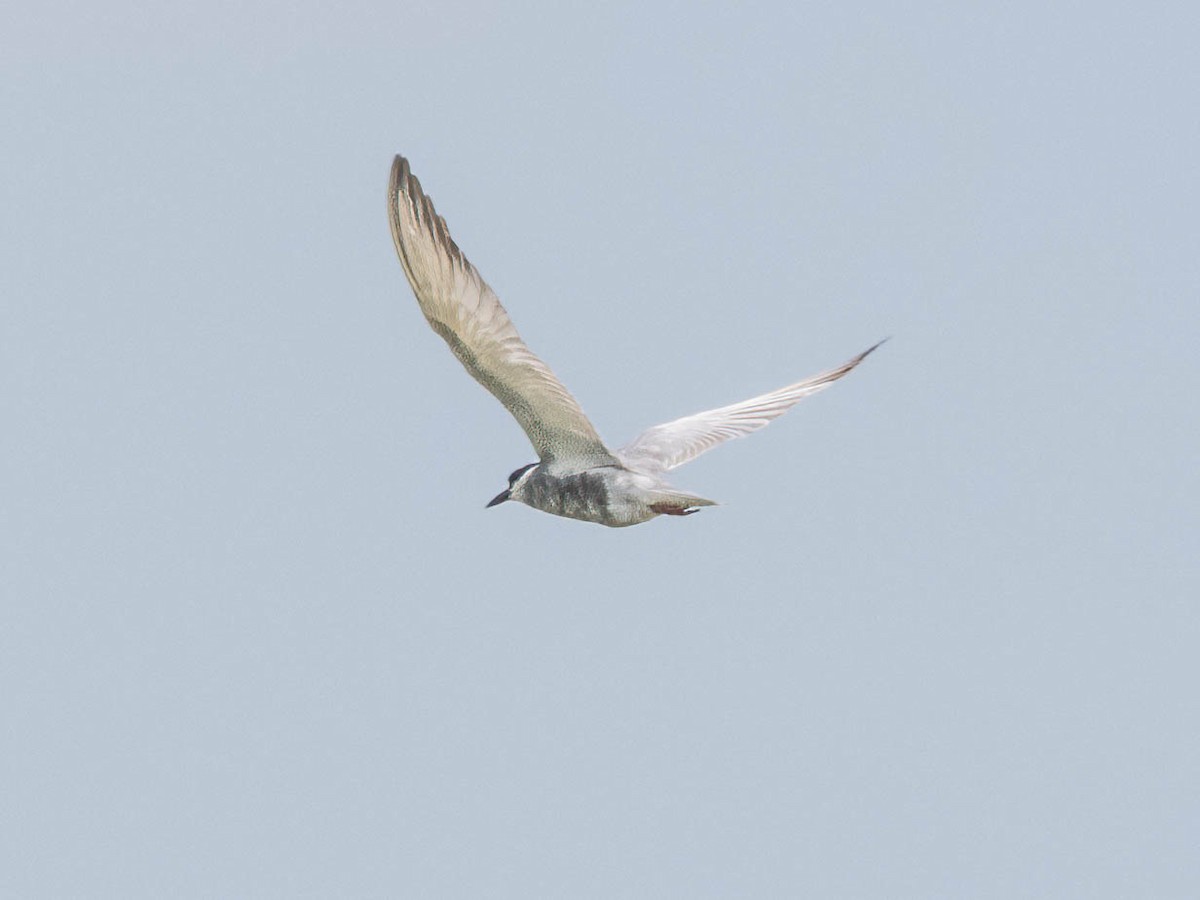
[847,337,890,368]
[388,155,407,197]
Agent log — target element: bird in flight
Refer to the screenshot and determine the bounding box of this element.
[387,155,881,527]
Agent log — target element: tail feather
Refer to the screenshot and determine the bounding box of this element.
[648,491,718,516]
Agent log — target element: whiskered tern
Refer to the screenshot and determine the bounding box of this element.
[387,155,881,527]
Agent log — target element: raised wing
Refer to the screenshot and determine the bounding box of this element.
[388,156,616,467]
[618,341,884,471]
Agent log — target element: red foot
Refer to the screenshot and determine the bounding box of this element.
[650,502,699,516]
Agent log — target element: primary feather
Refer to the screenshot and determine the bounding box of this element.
[387,155,616,468]
[618,341,885,472]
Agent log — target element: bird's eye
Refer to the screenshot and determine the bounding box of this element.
[508,463,535,485]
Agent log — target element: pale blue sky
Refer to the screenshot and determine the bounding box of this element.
[3,2,1198,897]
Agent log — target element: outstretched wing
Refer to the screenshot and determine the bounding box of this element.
[388,156,615,467]
[618,341,884,472]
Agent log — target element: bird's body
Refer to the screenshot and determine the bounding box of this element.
[386,154,881,527]
[506,463,715,528]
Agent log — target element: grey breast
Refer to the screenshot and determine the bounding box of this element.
[525,469,613,522]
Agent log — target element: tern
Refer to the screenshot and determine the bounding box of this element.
[387,155,881,527]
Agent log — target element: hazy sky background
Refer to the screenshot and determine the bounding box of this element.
[3,1,1198,897]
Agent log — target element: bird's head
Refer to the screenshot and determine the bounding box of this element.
[486,462,538,508]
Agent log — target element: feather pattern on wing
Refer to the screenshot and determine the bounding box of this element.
[387,156,616,468]
[618,341,885,472]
